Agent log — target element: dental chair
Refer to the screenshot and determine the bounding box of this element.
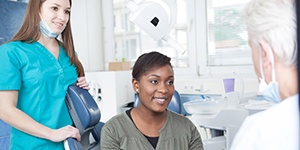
[133,90,182,114]
[64,85,104,150]
[0,120,11,150]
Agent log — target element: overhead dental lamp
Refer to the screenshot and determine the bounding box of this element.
[127,0,186,54]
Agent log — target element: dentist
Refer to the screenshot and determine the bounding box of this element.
[230,0,299,149]
[0,0,89,149]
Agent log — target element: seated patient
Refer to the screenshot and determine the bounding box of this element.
[101,51,203,150]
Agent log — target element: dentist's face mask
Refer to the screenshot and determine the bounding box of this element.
[258,45,281,103]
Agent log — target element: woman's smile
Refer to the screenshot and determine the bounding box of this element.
[153,97,168,104]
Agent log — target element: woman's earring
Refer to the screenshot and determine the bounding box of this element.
[136,89,138,93]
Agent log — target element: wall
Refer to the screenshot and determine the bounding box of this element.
[175,75,259,106]
[71,0,104,71]
[175,75,259,95]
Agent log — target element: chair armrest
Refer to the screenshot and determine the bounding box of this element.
[64,138,84,150]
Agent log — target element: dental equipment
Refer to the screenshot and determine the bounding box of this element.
[127,0,186,54]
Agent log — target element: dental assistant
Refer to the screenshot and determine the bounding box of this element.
[230,0,299,149]
[0,0,89,149]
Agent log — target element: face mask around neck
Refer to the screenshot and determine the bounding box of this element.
[259,78,281,103]
[40,19,59,38]
[258,45,281,103]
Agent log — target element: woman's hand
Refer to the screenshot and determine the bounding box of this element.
[49,125,81,142]
[76,76,90,90]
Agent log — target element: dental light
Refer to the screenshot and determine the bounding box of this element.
[127,0,186,54]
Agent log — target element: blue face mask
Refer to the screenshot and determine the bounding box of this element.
[258,45,281,103]
[259,78,281,103]
[40,19,59,38]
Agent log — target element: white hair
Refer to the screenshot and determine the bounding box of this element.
[244,0,297,67]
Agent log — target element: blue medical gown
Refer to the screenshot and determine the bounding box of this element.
[0,41,78,149]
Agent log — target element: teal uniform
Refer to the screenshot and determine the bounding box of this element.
[0,41,78,149]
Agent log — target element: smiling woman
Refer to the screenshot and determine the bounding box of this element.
[0,0,89,149]
[101,51,204,150]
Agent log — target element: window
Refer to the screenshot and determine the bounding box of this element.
[106,0,254,76]
[196,0,254,75]
[112,0,197,76]
[207,0,251,66]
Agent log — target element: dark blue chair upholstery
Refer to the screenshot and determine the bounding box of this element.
[64,85,104,150]
[133,90,181,114]
[0,120,11,150]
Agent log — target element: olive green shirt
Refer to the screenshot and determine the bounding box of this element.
[101,110,203,150]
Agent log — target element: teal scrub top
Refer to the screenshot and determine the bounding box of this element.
[0,41,78,149]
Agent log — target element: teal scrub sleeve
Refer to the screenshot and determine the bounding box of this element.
[0,44,21,90]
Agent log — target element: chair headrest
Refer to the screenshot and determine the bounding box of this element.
[66,85,101,130]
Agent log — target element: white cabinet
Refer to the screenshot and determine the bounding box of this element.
[85,71,135,122]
